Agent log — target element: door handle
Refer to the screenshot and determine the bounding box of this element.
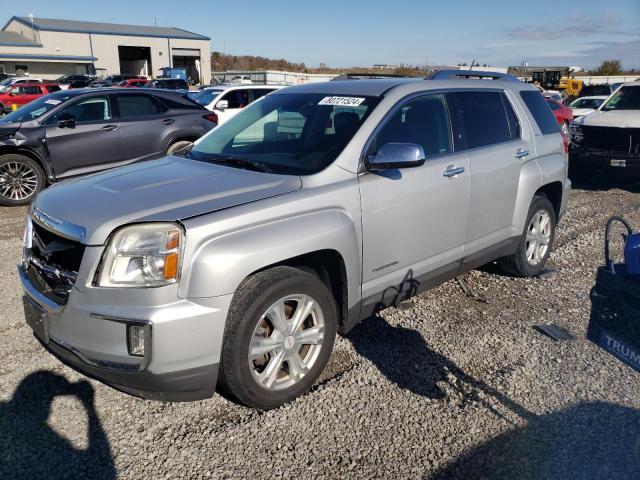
[101,124,118,131]
[162,118,175,125]
[443,166,465,178]
[515,148,530,159]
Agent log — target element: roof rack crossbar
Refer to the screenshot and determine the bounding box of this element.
[426,70,520,82]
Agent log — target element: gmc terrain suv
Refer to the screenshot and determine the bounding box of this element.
[20,76,570,409]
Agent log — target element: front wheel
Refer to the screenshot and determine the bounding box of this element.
[218,266,337,409]
[166,140,193,156]
[0,154,46,206]
[499,195,556,277]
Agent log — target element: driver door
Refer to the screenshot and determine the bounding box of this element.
[44,94,123,178]
[359,93,470,312]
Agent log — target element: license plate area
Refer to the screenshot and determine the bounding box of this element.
[23,295,50,344]
[611,159,627,167]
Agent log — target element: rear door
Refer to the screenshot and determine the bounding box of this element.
[12,85,42,107]
[448,90,531,251]
[44,94,124,177]
[112,92,167,163]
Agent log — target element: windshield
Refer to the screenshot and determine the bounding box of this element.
[570,98,604,109]
[601,86,640,111]
[191,89,223,106]
[190,93,380,175]
[0,93,71,123]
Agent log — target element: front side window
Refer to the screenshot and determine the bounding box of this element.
[452,91,515,149]
[15,86,42,95]
[51,95,111,123]
[190,93,380,175]
[115,94,162,117]
[222,90,250,109]
[601,86,640,111]
[372,94,452,157]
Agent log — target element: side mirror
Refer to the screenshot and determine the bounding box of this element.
[58,114,76,129]
[367,143,426,171]
[215,99,228,110]
[9,90,16,96]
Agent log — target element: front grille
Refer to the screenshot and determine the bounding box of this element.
[26,220,85,304]
[580,126,640,157]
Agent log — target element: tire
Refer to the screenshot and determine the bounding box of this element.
[166,140,193,155]
[0,154,46,206]
[218,266,337,409]
[499,195,556,277]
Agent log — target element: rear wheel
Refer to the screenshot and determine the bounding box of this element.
[499,195,556,277]
[166,140,193,155]
[218,266,337,409]
[0,154,46,206]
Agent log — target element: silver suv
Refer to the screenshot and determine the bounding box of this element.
[20,76,570,409]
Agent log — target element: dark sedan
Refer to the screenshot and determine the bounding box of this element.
[54,74,95,89]
[0,88,218,205]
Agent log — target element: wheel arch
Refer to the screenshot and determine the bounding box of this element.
[534,181,563,220]
[0,146,52,182]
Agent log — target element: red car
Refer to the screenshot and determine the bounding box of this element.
[545,98,572,135]
[0,82,62,112]
[115,78,149,88]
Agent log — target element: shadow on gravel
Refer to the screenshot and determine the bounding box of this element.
[570,170,640,194]
[429,401,640,480]
[348,315,532,420]
[0,371,115,480]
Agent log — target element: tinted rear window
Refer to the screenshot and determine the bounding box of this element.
[453,91,515,149]
[520,91,560,135]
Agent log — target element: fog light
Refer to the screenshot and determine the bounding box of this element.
[127,325,146,357]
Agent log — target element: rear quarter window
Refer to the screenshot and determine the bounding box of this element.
[520,91,560,135]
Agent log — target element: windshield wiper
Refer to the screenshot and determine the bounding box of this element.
[185,150,273,173]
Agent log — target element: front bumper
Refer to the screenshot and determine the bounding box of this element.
[570,149,640,170]
[20,266,232,402]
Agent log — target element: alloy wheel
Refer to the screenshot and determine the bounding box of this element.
[248,294,325,391]
[525,209,552,265]
[0,161,38,201]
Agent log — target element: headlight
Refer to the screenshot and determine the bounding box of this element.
[568,123,583,144]
[97,223,184,287]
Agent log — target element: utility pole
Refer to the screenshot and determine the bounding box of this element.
[154,15,158,27]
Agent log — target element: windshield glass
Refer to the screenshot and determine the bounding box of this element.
[0,93,71,123]
[190,93,380,175]
[601,86,640,111]
[191,89,223,106]
[570,98,604,109]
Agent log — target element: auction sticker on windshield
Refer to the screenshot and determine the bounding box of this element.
[318,96,365,107]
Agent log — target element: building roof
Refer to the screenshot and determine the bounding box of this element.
[6,16,210,41]
[0,30,40,46]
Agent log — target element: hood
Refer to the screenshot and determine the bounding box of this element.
[33,156,302,245]
[574,110,640,128]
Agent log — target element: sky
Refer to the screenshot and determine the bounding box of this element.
[8,0,640,69]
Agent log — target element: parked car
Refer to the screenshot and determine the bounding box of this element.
[54,74,95,90]
[116,79,150,88]
[145,78,189,90]
[0,77,43,90]
[89,75,146,88]
[0,88,217,205]
[19,77,569,408]
[570,81,640,178]
[568,96,607,118]
[0,83,62,112]
[190,85,282,124]
[545,98,573,137]
[542,90,564,104]
[230,75,252,84]
[578,84,620,98]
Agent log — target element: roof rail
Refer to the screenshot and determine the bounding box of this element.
[426,69,520,82]
[331,72,415,81]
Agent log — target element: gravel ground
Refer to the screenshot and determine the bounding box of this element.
[1,183,640,479]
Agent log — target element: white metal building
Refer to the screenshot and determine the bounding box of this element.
[0,16,211,83]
